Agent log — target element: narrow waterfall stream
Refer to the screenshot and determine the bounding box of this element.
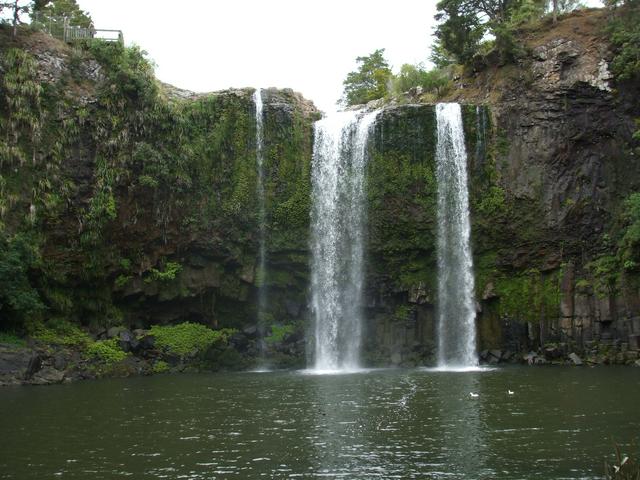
[254,89,268,359]
[310,109,379,372]
[435,103,477,368]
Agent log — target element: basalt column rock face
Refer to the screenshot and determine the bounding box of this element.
[447,10,640,357]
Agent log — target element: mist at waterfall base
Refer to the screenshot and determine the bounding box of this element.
[309,109,378,373]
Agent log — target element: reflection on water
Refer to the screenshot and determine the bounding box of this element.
[0,367,639,479]
[435,372,489,478]
[310,373,367,476]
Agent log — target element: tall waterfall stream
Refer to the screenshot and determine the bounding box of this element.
[310,109,379,371]
[435,103,477,368]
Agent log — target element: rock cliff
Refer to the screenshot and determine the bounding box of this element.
[1,9,639,383]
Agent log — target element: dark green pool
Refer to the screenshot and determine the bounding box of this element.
[1,366,638,479]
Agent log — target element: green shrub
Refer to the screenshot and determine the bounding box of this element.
[265,324,294,344]
[391,64,452,98]
[145,261,182,283]
[86,338,128,364]
[0,331,26,347]
[149,322,234,357]
[342,49,392,106]
[115,274,131,288]
[29,319,91,346]
[587,255,620,297]
[619,192,640,270]
[152,360,170,374]
[607,1,640,81]
[0,234,44,325]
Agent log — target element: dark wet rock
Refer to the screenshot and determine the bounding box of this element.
[284,299,302,317]
[137,335,156,351]
[107,326,128,339]
[544,345,563,360]
[117,330,139,353]
[283,329,304,345]
[24,353,44,380]
[243,325,258,338]
[53,352,68,370]
[230,332,249,352]
[29,367,65,385]
[0,345,32,384]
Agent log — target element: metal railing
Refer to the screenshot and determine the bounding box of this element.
[30,12,124,45]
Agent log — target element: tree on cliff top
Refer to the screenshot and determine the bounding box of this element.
[0,0,30,37]
[341,49,392,106]
[433,0,584,65]
[31,0,93,28]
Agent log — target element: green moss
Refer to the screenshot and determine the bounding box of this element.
[29,319,92,347]
[0,331,27,346]
[366,106,439,293]
[149,322,235,357]
[265,324,295,344]
[115,274,131,288]
[586,255,619,298]
[145,261,182,283]
[152,360,170,374]
[495,269,561,323]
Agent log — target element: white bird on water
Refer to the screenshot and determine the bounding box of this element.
[469,392,479,398]
[508,390,514,395]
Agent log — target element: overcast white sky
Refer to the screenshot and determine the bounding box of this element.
[76,0,602,111]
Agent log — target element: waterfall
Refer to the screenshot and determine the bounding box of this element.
[254,89,268,346]
[310,109,379,372]
[435,103,477,368]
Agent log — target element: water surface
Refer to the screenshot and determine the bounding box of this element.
[1,367,639,479]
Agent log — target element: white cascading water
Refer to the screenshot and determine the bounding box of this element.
[435,103,477,368]
[310,109,379,372]
[254,89,268,339]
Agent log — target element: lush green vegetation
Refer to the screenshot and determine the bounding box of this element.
[0,23,315,338]
[86,338,128,364]
[0,331,27,346]
[606,0,640,81]
[149,322,235,357]
[32,0,93,27]
[342,49,454,106]
[342,49,392,106]
[585,192,640,296]
[265,324,294,344]
[29,319,92,346]
[495,269,561,323]
[433,0,582,65]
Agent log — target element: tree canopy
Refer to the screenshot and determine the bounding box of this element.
[32,0,93,28]
[341,49,392,106]
[433,0,583,64]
